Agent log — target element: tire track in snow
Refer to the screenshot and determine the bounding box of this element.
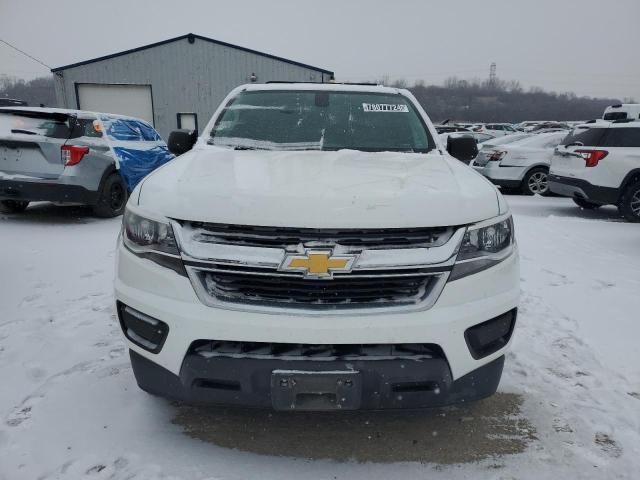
[508,287,633,467]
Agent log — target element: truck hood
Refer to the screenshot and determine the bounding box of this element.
[136,147,500,228]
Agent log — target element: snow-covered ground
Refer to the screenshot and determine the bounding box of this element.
[0,196,638,479]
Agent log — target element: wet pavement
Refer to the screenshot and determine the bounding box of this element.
[173,392,536,464]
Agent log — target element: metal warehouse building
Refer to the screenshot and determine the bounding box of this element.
[51,33,334,139]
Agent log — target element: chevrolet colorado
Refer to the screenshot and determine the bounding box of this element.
[115,83,519,410]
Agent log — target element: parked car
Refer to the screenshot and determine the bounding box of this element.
[440,131,495,145]
[603,104,640,121]
[549,121,640,221]
[472,133,531,166]
[435,125,471,134]
[455,122,484,132]
[115,83,519,411]
[0,107,174,216]
[530,127,570,135]
[483,123,519,137]
[530,122,570,132]
[471,131,567,195]
[517,121,546,132]
[0,98,28,107]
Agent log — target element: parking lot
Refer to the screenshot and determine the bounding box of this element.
[1,195,638,480]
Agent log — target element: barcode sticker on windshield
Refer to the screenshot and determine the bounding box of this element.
[362,103,409,113]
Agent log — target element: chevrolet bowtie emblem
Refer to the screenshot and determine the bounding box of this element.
[279,250,358,278]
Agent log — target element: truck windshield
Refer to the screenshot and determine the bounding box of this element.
[208,90,433,153]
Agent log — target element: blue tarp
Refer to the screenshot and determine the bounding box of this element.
[106,119,162,142]
[100,116,175,192]
[112,146,175,192]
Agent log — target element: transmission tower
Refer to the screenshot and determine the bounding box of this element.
[489,62,497,84]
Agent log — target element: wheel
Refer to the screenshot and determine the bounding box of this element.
[0,200,29,213]
[619,180,640,223]
[521,168,550,196]
[572,198,601,210]
[92,173,128,218]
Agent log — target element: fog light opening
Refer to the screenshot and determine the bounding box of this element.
[465,309,517,360]
[117,302,169,354]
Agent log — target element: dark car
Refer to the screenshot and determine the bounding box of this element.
[435,125,471,134]
[0,98,28,107]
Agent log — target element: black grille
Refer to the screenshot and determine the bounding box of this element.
[191,340,444,360]
[199,269,438,309]
[185,222,455,249]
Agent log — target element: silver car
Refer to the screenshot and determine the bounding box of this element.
[0,107,174,217]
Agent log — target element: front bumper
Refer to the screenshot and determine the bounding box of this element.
[0,178,97,204]
[115,236,519,408]
[548,174,619,205]
[129,348,506,410]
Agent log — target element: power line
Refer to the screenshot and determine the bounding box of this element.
[0,38,51,70]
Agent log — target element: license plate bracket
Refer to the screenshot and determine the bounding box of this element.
[271,370,362,411]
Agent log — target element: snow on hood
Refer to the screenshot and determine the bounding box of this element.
[136,146,500,228]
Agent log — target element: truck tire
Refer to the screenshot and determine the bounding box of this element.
[521,167,550,196]
[0,200,29,213]
[572,198,601,210]
[93,173,128,218]
[619,180,640,223]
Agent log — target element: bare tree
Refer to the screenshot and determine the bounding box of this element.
[391,78,409,89]
[405,76,620,122]
[0,76,57,106]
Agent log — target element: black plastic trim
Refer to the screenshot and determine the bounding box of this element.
[128,348,505,410]
[465,309,517,360]
[117,302,169,354]
[548,174,619,204]
[488,178,523,189]
[0,178,98,204]
[620,169,640,193]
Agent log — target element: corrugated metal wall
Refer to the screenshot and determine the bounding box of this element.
[53,37,331,139]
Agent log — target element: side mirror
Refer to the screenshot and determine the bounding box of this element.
[447,135,479,164]
[168,129,197,155]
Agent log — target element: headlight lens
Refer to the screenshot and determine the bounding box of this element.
[457,217,513,261]
[450,216,514,280]
[123,210,179,255]
[122,209,185,275]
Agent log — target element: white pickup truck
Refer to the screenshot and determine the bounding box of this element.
[114,83,519,411]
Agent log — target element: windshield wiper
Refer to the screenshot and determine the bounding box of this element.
[11,129,38,135]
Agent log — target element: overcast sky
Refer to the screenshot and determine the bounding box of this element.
[1,0,638,100]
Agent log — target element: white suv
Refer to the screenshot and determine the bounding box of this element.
[549,121,640,222]
[115,83,520,411]
[472,132,567,195]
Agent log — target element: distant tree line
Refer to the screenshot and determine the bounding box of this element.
[0,74,628,123]
[0,75,57,107]
[396,77,624,123]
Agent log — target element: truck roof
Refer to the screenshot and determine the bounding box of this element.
[240,83,406,95]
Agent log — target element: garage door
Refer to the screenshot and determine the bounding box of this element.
[76,84,154,125]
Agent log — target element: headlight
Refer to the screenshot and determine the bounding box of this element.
[122,209,185,275]
[450,215,514,280]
